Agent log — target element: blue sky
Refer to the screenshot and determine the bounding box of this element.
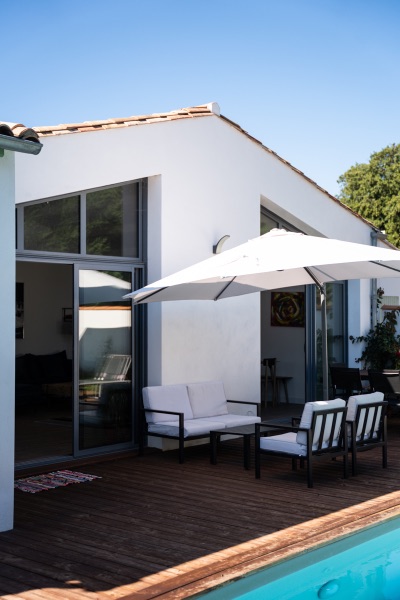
[2,0,399,196]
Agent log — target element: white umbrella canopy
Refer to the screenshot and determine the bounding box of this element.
[124,228,400,400]
[126,229,400,305]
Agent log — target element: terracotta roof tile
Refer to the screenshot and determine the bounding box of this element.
[33,103,217,137]
[0,121,40,143]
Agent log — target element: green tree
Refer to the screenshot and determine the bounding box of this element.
[338,144,400,248]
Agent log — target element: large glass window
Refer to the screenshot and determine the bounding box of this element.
[86,183,139,257]
[24,196,80,253]
[20,180,141,258]
[260,212,279,235]
[316,282,346,398]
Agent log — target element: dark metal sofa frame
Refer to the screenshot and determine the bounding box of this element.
[139,399,260,464]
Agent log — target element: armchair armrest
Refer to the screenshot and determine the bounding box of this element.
[139,407,186,460]
[256,420,298,435]
[141,408,185,432]
[260,416,297,428]
[141,408,185,440]
[142,408,184,418]
[227,399,260,417]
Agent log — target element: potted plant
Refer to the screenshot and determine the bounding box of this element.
[350,288,400,370]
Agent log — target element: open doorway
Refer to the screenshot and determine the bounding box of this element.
[261,288,306,406]
[15,262,73,466]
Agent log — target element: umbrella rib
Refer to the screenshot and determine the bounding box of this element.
[135,287,168,304]
[370,261,400,274]
[214,277,236,301]
[303,266,323,292]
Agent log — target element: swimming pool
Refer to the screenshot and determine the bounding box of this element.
[198,516,400,599]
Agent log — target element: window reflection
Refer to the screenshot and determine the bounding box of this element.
[24,196,80,253]
[260,212,279,235]
[86,183,138,257]
[78,269,132,450]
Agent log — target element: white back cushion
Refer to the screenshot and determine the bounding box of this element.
[346,392,384,439]
[142,385,193,423]
[296,399,346,448]
[187,381,229,418]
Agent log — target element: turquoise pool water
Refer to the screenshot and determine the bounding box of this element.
[200,516,400,599]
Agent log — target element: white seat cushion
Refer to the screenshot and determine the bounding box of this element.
[187,381,229,418]
[346,391,384,441]
[260,432,307,456]
[296,399,346,448]
[148,418,225,438]
[143,385,194,424]
[209,414,261,426]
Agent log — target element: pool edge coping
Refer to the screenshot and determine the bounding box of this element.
[126,490,400,599]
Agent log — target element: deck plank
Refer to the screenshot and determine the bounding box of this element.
[2,414,400,599]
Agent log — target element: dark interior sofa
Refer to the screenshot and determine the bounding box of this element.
[15,350,72,410]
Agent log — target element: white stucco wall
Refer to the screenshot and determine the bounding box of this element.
[14,112,396,402]
[0,151,16,532]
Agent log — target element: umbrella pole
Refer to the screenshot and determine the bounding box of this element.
[320,284,329,401]
[304,268,329,401]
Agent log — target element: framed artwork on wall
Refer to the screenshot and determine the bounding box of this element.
[271,291,305,327]
[16,282,24,339]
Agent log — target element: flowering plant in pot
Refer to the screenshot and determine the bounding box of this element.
[350,288,400,370]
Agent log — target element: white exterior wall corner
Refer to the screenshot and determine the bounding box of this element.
[13,111,397,400]
[0,151,16,532]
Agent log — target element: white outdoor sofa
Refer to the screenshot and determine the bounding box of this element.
[139,380,261,463]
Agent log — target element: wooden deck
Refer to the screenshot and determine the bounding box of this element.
[2,412,400,600]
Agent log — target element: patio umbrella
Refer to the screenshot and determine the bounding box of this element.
[124,228,400,399]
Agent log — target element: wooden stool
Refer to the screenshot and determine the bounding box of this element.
[262,358,277,406]
[262,358,292,406]
[275,376,292,403]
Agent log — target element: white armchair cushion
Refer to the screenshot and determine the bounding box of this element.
[346,391,384,440]
[187,381,229,418]
[143,384,194,424]
[260,432,307,456]
[296,399,346,448]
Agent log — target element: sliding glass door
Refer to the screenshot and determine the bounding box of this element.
[74,265,134,455]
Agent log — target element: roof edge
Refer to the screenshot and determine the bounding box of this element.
[8,102,378,233]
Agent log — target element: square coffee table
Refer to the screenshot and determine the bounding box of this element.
[210,419,295,470]
[210,424,258,470]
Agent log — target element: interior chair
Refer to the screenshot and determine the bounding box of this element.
[261,358,276,406]
[261,358,292,406]
[94,354,132,381]
[330,366,363,400]
[79,354,132,428]
[368,370,400,412]
[255,399,348,488]
[346,392,387,476]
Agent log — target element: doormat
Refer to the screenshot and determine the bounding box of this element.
[15,470,101,493]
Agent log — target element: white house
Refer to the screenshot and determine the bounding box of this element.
[1,102,398,531]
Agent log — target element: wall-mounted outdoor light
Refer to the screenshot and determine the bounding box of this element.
[213,235,230,254]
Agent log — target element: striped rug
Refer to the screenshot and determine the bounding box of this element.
[15,470,101,493]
